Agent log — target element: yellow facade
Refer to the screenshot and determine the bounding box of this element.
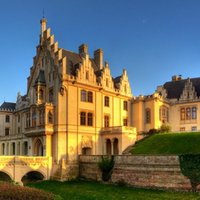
[0,19,136,180]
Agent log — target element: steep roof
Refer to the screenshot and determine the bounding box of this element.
[61,49,99,75]
[163,77,200,99]
[0,102,16,110]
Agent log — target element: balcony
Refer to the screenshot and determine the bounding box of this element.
[24,124,54,137]
[101,126,136,134]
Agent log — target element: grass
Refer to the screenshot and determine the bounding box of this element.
[130,132,200,155]
[27,180,200,200]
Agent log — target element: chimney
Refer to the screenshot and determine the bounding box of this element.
[79,44,88,56]
[172,75,178,81]
[94,49,103,69]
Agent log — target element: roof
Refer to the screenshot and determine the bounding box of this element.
[33,70,46,87]
[163,77,200,99]
[61,49,99,75]
[0,102,16,110]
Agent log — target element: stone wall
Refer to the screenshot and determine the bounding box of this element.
[79,155,191,190]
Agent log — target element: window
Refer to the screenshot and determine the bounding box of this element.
[88,92,93,103]
[181,108,185,120]
[88,113,93,126]
[192,107,197,119]
[180,107,197,121]
[180,127,185,132]
[32,112,36,126]
[186,108,191,120]
[39,89,43,101]
[86,71,89,80]
[18,127,20,134]
[123,118,128,126]
[124,101,128,111]
[80,112,93,126]
[81,90,93,103]
[146,109,151,123]
[104,116,109,127]
[18,115,20,122]
[39,110,45,125]
[159,106,169,123]
[5,115,10,123]
[106,78,109,87]
[48,111,53,124]
[81,90,86,102]
[26,114,30,128]
[80,112,86,125]
[105,96,109,107]
[49,89,53,102]
[5,128,9,136]
[192,127,197,131]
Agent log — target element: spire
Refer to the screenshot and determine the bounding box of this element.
[40,18,47,35]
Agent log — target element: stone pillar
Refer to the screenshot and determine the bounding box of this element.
[104,140,107,155]
[111,141,114,155]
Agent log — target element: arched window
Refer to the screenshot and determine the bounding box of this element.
[39,110,45,125]
[48,111,53,124]
[32,112,37,126]
[145,109,151,123]
[26,114,30,128]
[39,89,43,101]
[81,90,86,102]
[5,115,10,123]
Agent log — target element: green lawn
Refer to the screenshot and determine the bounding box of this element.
[27,180,200,200]
[130,132,200,155]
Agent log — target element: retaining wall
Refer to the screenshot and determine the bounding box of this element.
[79,155,191,190]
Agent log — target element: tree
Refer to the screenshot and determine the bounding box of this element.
[179,154,200,192]
[98,156,115,182]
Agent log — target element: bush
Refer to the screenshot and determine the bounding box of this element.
[116,179,128,187]
[160,123,171,133]
[179,154,200,192]
[148,128,159,136]
[98,155,115,182]
[0,181,62,200]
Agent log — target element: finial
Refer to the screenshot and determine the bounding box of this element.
[43,9,44,19]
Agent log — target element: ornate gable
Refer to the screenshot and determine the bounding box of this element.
[179,78,198,102]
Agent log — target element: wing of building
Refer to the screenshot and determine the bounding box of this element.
[132,75,200,135]
[0,19,137,180]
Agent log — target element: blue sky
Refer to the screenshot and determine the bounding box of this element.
[1,0,200,103]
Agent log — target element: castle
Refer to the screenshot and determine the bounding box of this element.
[1,19,200,180]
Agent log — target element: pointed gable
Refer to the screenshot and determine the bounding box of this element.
[163,77,200,100]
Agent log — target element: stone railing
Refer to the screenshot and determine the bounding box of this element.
[0,156,52,164]
[101,126,136,134]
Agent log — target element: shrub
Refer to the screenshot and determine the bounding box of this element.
[98,155,115,181]
[0,181,62,200]
[179,154,200,192]
[116,179,128,187]
[160,123,171,133]
[148,128,159,136]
